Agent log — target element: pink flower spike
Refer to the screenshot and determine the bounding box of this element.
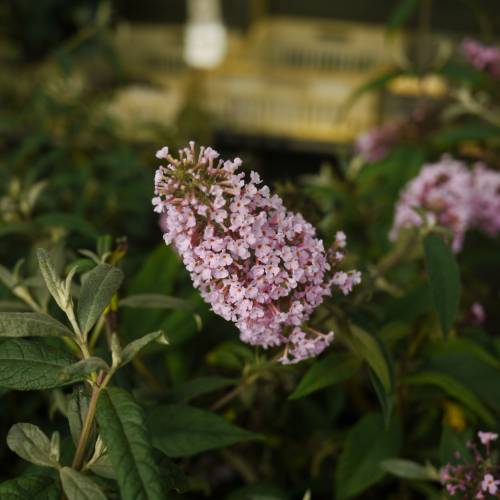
[153,142,360,364]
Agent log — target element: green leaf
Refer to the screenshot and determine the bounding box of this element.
[335,413,402,499]
[120,330,168,367]
[432,122,500,149]
[289,353,361,399]
[0,312,72,338]
[380,458,440,481]
[348,325,392,393]
[60,357,109,381]
[165,376,238,404]
[87,454,116,480]
[387,0,418,31]
[146,404,260,458]
[404,371,495,425]
[59,467,106,500]
[77,264,124,335]
[0,475,61,499]
[37,249,64,309]
[95,387,163,500]
[424,234,461,339]
[119,294,194,311]
[68,386,93,447]
[7,423,59,468]
[0,339,79,390]
[0,300,31,312]
[34,213,99,239]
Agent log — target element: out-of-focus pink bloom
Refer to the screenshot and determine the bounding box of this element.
[390,156,474,252]
[153,142,360,364]
[471,165,500,236]
[469,302,486,325]
[478,431,498,446]
[481,473,500,494]
[355,121,402,163]
[391,157,500,252]
[463,38,500,79]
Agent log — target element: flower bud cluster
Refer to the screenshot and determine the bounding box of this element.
[153,142,360,363]
[462,38,500,79]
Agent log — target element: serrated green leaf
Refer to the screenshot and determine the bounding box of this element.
[60,357,109,381]
[424,234,461,339]
[59,467,106,500]
[0,475,61,499]
[289,353,361,400]
[77,264,124,335]
[380,458,440,481]
[95,387,163,500]
[119,293,194,311]
[146,404,260,458]
[404,371,495,425]
[0,312,72,338]
[0,339,79,390]
[335,413,401,499]
[120,330,168,367]
[7,423,59,468]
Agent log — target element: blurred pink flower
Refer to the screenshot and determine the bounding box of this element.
[463,38,500,79]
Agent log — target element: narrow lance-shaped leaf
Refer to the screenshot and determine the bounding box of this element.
[146,404,261,458]
[96,387,164,500]
[0,312,72,338]
[77,264,124,335]
[348,324,392,394]
[36,249,64,309]
[424,234,461,339]
[380,458,440,481]
[120,330,168,367]
[404,371,495,426]
[289,353,361,400]
[7,423,60,468]
[119,294,194,311]
[0,339,80,390]
[67,386,95,447]
[59,467,106,500]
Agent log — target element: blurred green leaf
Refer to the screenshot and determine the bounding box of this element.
[120,293,194,311]
[380,458,440,481]
[226,482,289,500]
[424,234,461,339]
[165,376,238,404]
[348,324,392,394]
[404,370,495,425]
[335,413,401,499]
[432,122,500,149]
[34,214,98,239]
[0,475,61,499]
[289,353,361,400]
[146,404,260,458]
[387,0,418,31]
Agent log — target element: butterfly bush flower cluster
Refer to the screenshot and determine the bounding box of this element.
[391,156,500,252]
[355,120,402,163]
[441,431,500,498]
[153,142,360,364]
[462,38,500,79]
